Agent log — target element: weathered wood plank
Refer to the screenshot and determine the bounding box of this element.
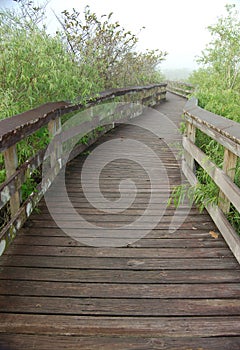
[1,314,240,337]
[6,233,227,248]
[5,246,231,258]
[1,295,240,316]
[17,226,225,239]
[1,267,239,283]
[1,280,239,299]
[0,255,238,269]
[1,334,240,350]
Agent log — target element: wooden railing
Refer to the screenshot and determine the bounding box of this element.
[0,84,167,256]
[167,80,195,98]
[182,97,240,263]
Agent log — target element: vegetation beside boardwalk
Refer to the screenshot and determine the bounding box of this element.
[0,0,166,120]
[172,4,240,233]
[0,0,166,186]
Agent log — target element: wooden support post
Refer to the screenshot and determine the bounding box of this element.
[218,149,238,214]
[184,120,196,171]
[3,144,20,217]
[48,117,62,171]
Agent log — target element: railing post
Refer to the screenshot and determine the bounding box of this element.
[184,120,196,171]
[218,149,238,214]
[3,144,20,217]
[48,116,62,171]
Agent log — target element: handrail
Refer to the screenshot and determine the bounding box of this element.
[182,97,240,263]
[0,83,167,255]
[166,80,195,98]
[0,85,166,153]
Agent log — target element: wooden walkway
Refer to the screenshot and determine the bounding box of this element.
[0,93,240,349]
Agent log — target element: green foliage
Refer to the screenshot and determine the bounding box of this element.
[190,69,240,122]
[21,169,40,201]
[17,127,49,165]
[59,6,166,88]
[169,178,219,214]
[186,4,240,233]
[0,1,167,119]
[190,4,240,123]
[0,21,100,119]
[196,4,240,91]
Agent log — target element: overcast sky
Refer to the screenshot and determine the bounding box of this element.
[1,0,240,70]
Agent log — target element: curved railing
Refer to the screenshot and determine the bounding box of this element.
[0,84,167,255]
[166,80,195,98]
[182,97,240,263]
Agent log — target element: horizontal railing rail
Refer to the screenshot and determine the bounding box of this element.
[0,84,167,255]
[167,80,195,98]
[182,97,240,263]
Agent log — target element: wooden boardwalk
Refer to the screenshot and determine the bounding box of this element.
[0,93,240,349]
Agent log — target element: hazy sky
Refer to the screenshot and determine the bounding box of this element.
[1,0,240,70]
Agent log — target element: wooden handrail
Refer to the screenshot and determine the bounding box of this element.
[166,81,195,98]
[0,85,166,153]
[0,83,167,255]
[182,97,240,263]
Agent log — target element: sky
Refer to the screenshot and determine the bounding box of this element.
[1,0,240,70]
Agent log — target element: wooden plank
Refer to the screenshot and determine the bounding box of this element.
[26,213,215,223]
[1,267,239,284]
[0,295,240,316]
[8,235,226,248]
[1,334,240,350]
[1,314,240,337]
[23,220,217,230]
[18,227,224,239]
[1,280,240,299]
[5,246,231,259]
[0,255,238,270]
[35,206,205,215]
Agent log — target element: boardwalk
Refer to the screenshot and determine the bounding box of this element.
[0,93,240,349]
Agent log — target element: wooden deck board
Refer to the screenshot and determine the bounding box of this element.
[1,334,240,350]
[0,93,239,349]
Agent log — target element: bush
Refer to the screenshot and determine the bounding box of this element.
[187,4,240,233]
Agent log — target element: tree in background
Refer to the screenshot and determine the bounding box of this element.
[58,6,166,88]
[190,4,240,121]
[0,1,104,118]
[0,0,167,119]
